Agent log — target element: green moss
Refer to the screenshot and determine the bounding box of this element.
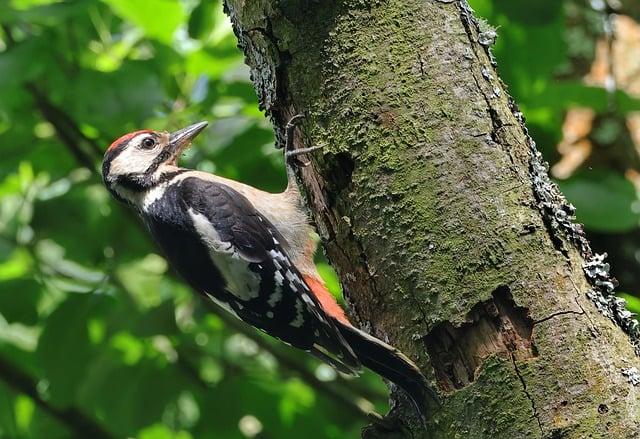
[227,0,640,436]
[430,356,540,438]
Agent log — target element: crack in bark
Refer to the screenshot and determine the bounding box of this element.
[533,309,585,326]
[567,275,601,338]
[510,352,544,437]
[457,0,640,353]
[457,0,574,261]
[224,1,640,436]
[457,4,523,176]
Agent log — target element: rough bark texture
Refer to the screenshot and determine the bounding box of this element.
[223,1,640,437]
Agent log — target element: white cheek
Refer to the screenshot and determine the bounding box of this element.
[110,147,157,175]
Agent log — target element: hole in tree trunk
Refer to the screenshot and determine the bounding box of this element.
[324,152,355,208]
[424,286,537,391]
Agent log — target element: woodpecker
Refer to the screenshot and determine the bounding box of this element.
[102,118,435,420]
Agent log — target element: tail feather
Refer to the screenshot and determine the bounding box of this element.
[310,343,361,376]
[335,321,438,419]
[301,274,437,418]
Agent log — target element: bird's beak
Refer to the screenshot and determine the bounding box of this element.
[167,121,208,163]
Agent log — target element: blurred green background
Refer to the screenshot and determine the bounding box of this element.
[1,0,640,438]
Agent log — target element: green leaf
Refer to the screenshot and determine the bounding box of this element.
[0,39,46,88]
[0,248,33,281]
[315,262,342,300]
[187,0,217,41]
[473,0,566,101]
[116,253,168,308]
[526,82,640,114]
[0,278,41,325]
[556,169,640,232]
[1,1,93,26]
[131,299,179,337]
[493,0,562,25]
[63,62,166,133]
[37,294,114,406]
[14,395,35,434]
[102,0,185,44]
[110,331,145,365]
[279,378,315,425]
[0,382,18,438]
[76,354,189,437]
[138,424,193,439]
[10,0,65,9]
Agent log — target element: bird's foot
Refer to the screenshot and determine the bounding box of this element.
[285,145,324,162]
[284,113,323,167]
[285,113,305,150]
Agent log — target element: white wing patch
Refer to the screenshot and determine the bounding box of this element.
[267,288,282,307]
[273,271,284,286]
[269,249,305,298]
[290,299,305,328]
[266,268,284,308]
[189,209,261,301]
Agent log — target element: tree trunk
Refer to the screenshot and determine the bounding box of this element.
[223,1,640,437]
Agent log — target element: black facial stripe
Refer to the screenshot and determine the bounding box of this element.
[101,160,112,185]
[102,138,135,203]
[110,167,187,197]
[103,137,133,169]
[103,137,139,205]
[116,173,151,192]
[145,148,173,175]
[103,133,163,182]
[103,133,181,199]
[157,169,188,184]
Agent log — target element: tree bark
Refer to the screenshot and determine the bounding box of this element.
[223,1,640,437]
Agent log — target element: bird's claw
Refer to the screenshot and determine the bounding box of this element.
[284,113,323,167]
[285,114,305,133]
[284,113,305,153]
[285,145,324,160]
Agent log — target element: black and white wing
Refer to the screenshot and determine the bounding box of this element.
[175,176,361,373]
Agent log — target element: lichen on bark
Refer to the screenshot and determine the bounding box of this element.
[224,0,640,437]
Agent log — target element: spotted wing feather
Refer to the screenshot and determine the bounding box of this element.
[177,177,361,373]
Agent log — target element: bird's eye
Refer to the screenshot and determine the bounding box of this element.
[141,137,156,149]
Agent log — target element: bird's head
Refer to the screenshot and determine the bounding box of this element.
[102,121,208,202]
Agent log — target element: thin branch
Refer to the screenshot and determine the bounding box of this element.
[109,272,372,418]
[27,76,383,415]
[5,21,383,422]
[4,24,102,172]
[0,355,115,439]
[26,83,100,173]
[202,301,373,421]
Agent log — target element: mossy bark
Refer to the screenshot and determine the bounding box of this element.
[223,1,640,437]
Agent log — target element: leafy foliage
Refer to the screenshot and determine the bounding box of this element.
[0,0,638,438]
[0,1,384,438]
[471,0,640,314]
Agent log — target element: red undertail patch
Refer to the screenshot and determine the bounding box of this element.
[304,276,350,325]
